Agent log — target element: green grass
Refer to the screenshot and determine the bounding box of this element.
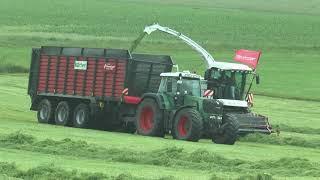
[0,131,318,179]
[0,0,319,100]
[0,0,320,179]
[0,74,320,179]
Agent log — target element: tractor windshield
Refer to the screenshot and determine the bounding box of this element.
[158,77,201,97]
[207,69,251,100]
[179,78,201,96]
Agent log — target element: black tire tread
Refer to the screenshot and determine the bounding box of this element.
[212,114,239,145]
[54,101,71,126]
[173,108,203,142]
[73,103,90,128]
[37,99,54,124]
[136,98,164,137]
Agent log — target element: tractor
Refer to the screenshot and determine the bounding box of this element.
[135,71,271,145]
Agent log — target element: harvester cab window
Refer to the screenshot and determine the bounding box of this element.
[207,69,247,100]
[212,70,222,80]
[236,71,247,99]
[222,71,248,100]
[223,71,237,100]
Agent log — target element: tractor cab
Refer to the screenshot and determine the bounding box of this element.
[158,71,204,107]
[158,71,203,98]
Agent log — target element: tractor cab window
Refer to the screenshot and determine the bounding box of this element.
[178,78,201,97]
[158,77,177,94]
[159,76,201,97]
[158,77,168,93]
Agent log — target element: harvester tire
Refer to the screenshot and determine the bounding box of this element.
[212,114,239,145]
[37,99,54,124]
[136,98,164,137]
[55,101,71,126]
[172,108,203,142]
[73,103,90,128]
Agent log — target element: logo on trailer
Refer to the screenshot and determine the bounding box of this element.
[74,61,87,70]
[104,62,116,72]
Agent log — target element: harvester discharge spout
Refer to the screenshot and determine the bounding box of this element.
[130,23,216,68]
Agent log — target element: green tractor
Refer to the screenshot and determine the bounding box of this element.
[135,71,271,144]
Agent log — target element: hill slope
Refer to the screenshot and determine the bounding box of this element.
[0,0,319,100]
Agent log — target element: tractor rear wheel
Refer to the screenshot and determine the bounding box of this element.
[212,114,239,145]
[55,101,71,126]
[37,99,54,124]
[136,98,164,137]
[73,103,90,128]
[172,108,203,142]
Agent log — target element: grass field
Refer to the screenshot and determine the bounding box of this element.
[0,0,320,179]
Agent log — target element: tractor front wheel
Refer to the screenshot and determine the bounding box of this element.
[212,114,239,145]
[172,108,203,142]
[136,98,164,137]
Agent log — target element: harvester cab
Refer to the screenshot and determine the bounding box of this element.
[204,62,258,101]
[203,62,272,138]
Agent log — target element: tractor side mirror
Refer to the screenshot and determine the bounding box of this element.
[256,74,260,85]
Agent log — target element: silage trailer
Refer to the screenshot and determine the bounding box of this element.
[28,46,173,131]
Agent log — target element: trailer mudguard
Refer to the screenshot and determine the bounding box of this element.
[140,93,166,109]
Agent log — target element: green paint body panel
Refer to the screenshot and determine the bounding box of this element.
[145,75,272,135]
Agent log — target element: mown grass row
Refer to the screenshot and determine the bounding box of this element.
[276,124,320,135]
[0,162,175,180]
[0,132,318,178]
[0,161,274,180]
[239,133,320,149]
[0,65,29,73]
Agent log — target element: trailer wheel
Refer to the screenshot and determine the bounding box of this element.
[73,103,90,128]
[136,98,164,137]
[55,101,71,126]
[37,99,54,124]
[172,108,203,142]
[212,114,239,145]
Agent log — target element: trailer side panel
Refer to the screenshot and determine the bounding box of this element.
[36,47,129,100]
